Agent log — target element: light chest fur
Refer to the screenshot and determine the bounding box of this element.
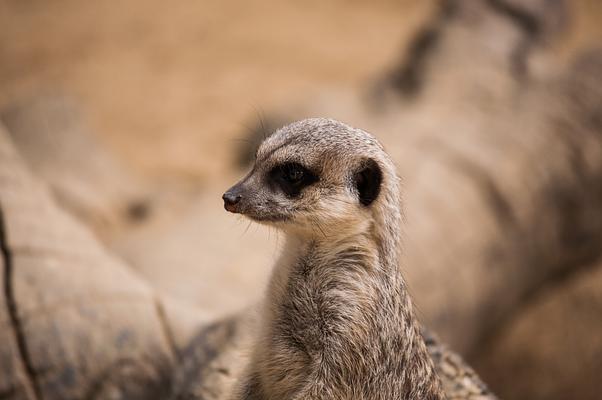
[242,231,444,400]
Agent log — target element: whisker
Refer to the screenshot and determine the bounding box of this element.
[250,104,269,140]
[243,220,253,236]
[311,216,327,238]
[235,118,261,139]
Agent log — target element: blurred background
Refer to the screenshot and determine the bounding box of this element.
[1,0,602,399]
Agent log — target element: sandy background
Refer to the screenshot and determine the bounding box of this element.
[0,0,439,318]
[2,2,602,398]
[0,0,434,180]
[2,0,602,336]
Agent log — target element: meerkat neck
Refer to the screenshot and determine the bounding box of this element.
[251,201,445,399]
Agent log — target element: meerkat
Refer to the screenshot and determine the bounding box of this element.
[221,117,452,399]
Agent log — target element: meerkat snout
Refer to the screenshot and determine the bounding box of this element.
[223,118,394,238]
[222,187,243,213]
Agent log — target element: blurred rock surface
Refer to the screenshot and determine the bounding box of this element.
[475,259,602,400]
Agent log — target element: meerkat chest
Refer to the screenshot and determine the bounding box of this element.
[261,250,387,384]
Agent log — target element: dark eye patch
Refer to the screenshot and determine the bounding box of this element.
[269,162,318,197]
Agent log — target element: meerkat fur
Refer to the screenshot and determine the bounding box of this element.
[222,118,446,400]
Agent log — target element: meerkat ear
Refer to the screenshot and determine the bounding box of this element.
[354,159,382,206]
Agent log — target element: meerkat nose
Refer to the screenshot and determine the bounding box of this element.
[222,190,242,213]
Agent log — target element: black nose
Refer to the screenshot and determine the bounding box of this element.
[222,190,242,212]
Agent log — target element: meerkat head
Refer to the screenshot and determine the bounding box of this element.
[223,118,399,238]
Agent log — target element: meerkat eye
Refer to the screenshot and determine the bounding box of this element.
[269,162,318,197]
[283,163,304,183]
